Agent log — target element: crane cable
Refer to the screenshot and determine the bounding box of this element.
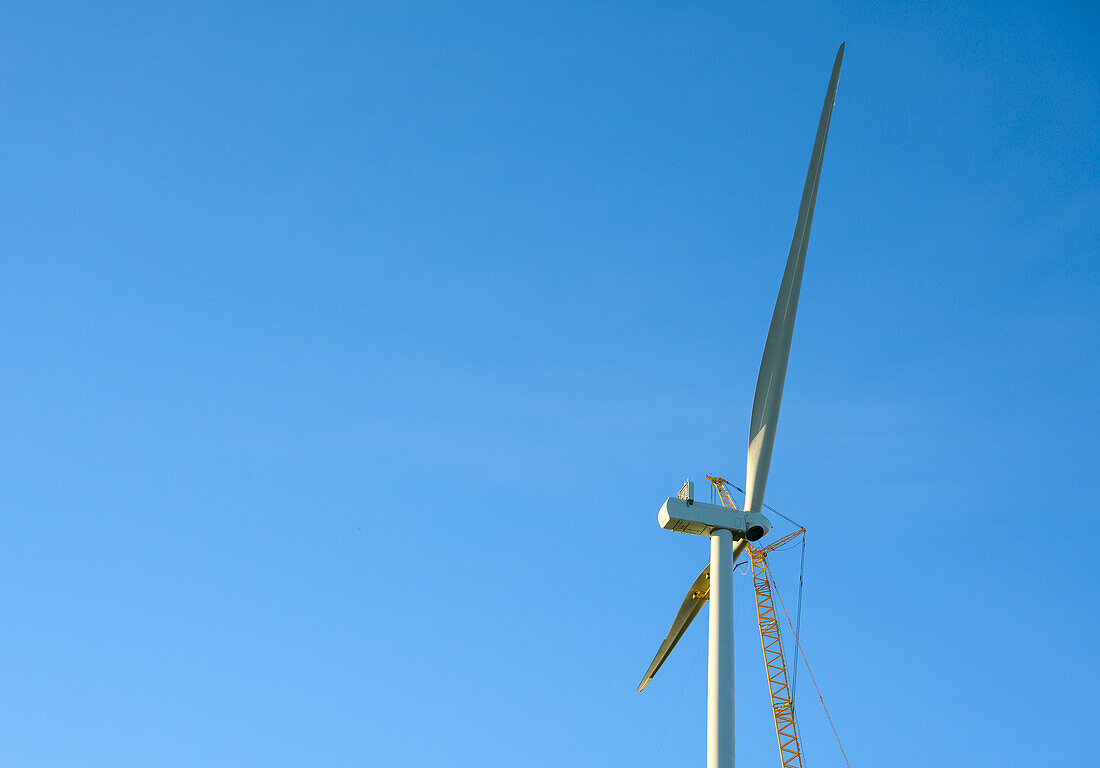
[763,558,852,768]
[790,534,806,709]
[711,480,830,764]
[646,629,706,768]
[740,487,806,707]
[723,482,810,736]
[725,481,804,529]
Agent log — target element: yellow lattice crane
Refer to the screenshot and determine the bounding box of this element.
[707,475,806,768]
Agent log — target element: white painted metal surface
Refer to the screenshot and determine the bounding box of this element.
[658,497,771,541]
[707,530,744,768]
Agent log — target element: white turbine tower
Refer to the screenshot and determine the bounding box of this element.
[639,44,844,768]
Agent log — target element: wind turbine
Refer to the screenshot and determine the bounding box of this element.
[638,44,844,768]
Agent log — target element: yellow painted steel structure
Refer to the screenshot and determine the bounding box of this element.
[705,475,739,510]
[707,476,805,768]
[749,534,805,768]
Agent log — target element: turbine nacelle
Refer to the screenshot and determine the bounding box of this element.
[658,496,771,542]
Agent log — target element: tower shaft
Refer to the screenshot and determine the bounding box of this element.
[707,530,745,768]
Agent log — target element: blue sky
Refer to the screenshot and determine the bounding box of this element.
[1,1,1097,766]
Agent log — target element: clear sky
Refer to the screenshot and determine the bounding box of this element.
[1,1,1097,766]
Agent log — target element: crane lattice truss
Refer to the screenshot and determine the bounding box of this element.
[749,540,803,768]
[708,476,805,768]
[704,474,738,510]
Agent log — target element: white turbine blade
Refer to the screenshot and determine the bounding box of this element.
[638,563,710,691]
[638,540,748,692]
[744,43,844,513]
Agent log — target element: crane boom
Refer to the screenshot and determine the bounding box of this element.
[749,543,803,768]
[704,475,739,509]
